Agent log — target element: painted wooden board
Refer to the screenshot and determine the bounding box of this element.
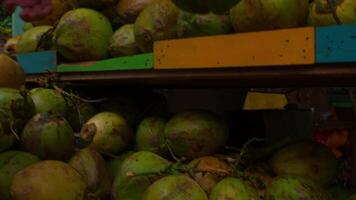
[154,27,315,69]
[316,24,356,63]
[57,53,154,72]
[17,51,57,74]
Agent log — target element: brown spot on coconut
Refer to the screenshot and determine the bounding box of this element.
[109,24,141,57]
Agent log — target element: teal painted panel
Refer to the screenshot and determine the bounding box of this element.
[12,7,25,37]
[57,53,154,72]
[17,51,57,74]
[316,24,356,63]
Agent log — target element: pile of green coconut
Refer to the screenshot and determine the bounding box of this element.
[4,0,356,62]
[0,54,355,200]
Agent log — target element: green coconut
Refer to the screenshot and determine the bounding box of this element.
[164,110,229,159]
[29,88,67,117]
[112,151,170,200]
[53,8,113,62]
[172,0,241,14]
[80,112,133,155]
[0,55,25,89]
[116,0,154,23]
[230,0,309,33]
[109,24,141,57]
[209,177,259,200]
[106,151,135,181]
[0,88,35,132]
[17,26,53,53]
[20,113,75,160]
[100,95,140,127]
[328,185,353,200]
[0,151,40,200]
[10,160,87,200]
[270,141,338,187]
[66,100,97,132]
[265,175,333,200]
[134,0,180,52]
[69,148,111,199]
[142,175,208,200]
[177,11,232,38]
[188,156,232,194]
[0,110,17,152]
[308,0,356,26]
[136,117,168,156]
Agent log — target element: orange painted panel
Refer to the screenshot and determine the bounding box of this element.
[154,27,315,69]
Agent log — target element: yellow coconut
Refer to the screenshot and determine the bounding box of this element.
[31,0,76,26]
[0,54,25,89]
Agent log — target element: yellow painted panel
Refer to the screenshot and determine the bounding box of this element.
[154,27,315,69]
[244,92,288,110]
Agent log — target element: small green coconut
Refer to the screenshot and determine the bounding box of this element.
[109,24,141,57]
[112,151,170,200]
[21,113,75,160]
[106,151,135,180]
[29,88,67,117]
[80,112,133,155]
[209,177,259,200]
[134,0,180,52]
[17,26,53,53]
[53,8,113,62]
[142,175,208,200]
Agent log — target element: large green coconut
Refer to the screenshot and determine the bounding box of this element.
[109,24,141,57]
[10,160,87,200]
[20,113,75,160]
[69,148,111,200]
[53,8,113,62]
[270,141,338,186]
[116,0,154,23]
[164,110,229,159]
[308,0,356,26]
[136,117,168,156]
[177,11,232,38]
[29,88,67,117]
[112,151,170,200]
[265,175,332,200]
[0,151,40,200]
[230,0,309,33]
[17,26,53,53]
[80,112,133,155]
[0,88,35,132]
[66,100,97,132]
[106,151,135,181]
[188,156,232,194]
[172,0,241,14]
[209,177,259,200]
[328,185,353,200]
[134,0,180,52]
[142,175,208,200]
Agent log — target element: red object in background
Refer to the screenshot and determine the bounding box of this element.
[314,129,350,158]
[0,0,52,21]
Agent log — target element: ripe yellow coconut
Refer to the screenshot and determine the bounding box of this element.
[0,54,25,89]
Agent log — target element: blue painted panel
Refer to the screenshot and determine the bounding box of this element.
[17,51,57,74]
[316,24,356,63]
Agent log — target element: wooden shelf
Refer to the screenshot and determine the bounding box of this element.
[26,63,356,88]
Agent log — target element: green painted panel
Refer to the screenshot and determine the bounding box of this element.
[57,53,153,72]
